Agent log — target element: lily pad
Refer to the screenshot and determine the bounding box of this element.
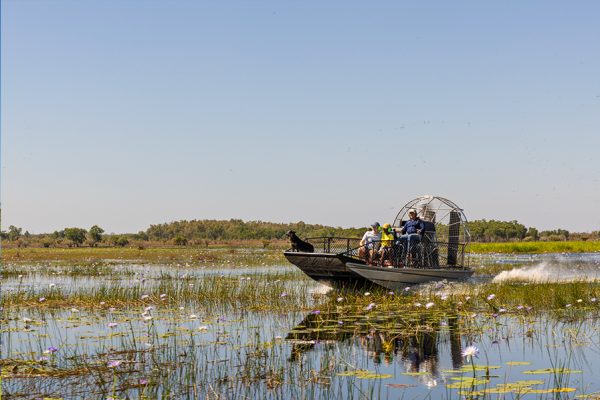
[523,368,582,375]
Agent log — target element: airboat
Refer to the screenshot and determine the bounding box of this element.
[283,195,473,288]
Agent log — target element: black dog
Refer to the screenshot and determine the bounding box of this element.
[286,230,314,253]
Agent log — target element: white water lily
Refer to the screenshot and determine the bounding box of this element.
[461,345,479,360]
[425,302,434,309]
[198,326,209,331]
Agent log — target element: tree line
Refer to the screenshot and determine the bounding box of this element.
[1,219,599,247]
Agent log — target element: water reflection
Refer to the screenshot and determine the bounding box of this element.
[286,311,464,382]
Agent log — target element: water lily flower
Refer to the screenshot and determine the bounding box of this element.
[100,301,106,305]
[487,294,496,301]
[364,292,371,296]
[160,294,167,300]
[388,291,395,296]
[404,287,411,291]
[577,299,583,303]
[44,346,58,354]
[311,310,320,315]
[365,303,376,311]
[280,292,288,297]
[49,283,56,288]
[144,306,154,312]
[139,379,148,385]
[517,305,524,310]
[274,335,282,340]
[338,321,344,325]
[108,322,118,328]
[492,313,498,318]
[18,274,24,279]
[461,345,479,360]
[22,317,32,323]
[565,304,572,308]
[38,356,49,362]
[592,298,597,302]
[143,315,153,321]
[498,308,506,313]
[465,296,471,301]
[107,360,122,368]
[189,314,198,319]
[414,303,422,307]
[179,306,185,310]
[336,297,344,302]
[141,294,150,300]
[39,297,46,303]
[109,307,116,312]
[440,295,448,301]
[71,308,79,313]
[425,302,434,309]
[198,326,209,331]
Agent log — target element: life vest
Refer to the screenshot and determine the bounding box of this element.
[380,230,394,248]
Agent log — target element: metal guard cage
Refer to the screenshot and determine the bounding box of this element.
[391,195,471,268]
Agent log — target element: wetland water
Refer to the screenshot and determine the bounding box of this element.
[2,252,600,399]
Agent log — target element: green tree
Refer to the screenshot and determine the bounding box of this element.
[8,225,22,241]
[64,228,87,247]
[526,227,539,240]
[88,225,104,246]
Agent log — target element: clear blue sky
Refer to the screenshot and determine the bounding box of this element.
[2,1,599,233]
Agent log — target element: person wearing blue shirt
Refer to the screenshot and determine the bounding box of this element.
[398,209,425,264]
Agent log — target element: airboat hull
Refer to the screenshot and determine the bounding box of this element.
[284,252,370,288]
[346,262,473,290]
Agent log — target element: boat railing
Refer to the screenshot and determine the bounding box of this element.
[302,237,363,254]
[342,239,468,269]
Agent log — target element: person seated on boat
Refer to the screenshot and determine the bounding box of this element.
[377,223,396,266]
[359,222,381,263]
[398,209,425,263]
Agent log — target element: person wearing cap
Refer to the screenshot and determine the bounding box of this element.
[399,209,425,264]
[359,222,381,263]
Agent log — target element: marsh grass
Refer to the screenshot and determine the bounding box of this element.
[3,271,317,312]
[471,241,600,254]
[1,246,287,266]
[3,250,600,399]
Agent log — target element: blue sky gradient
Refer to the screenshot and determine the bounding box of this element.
[2,1,599,233]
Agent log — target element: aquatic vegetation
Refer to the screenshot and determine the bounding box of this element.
[3,250,600,399]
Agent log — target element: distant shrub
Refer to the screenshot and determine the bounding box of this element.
[112,236,129,247]
[173,236,188,246]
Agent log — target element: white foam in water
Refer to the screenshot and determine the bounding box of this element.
[493,261,600,283]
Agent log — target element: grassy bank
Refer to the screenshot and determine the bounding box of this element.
[470,240,600,254]
[1,246,287,266]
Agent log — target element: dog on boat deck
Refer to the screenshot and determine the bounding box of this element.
[286,231,315,253]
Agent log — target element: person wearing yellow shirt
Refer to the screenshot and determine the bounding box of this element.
[378,223,395,266]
